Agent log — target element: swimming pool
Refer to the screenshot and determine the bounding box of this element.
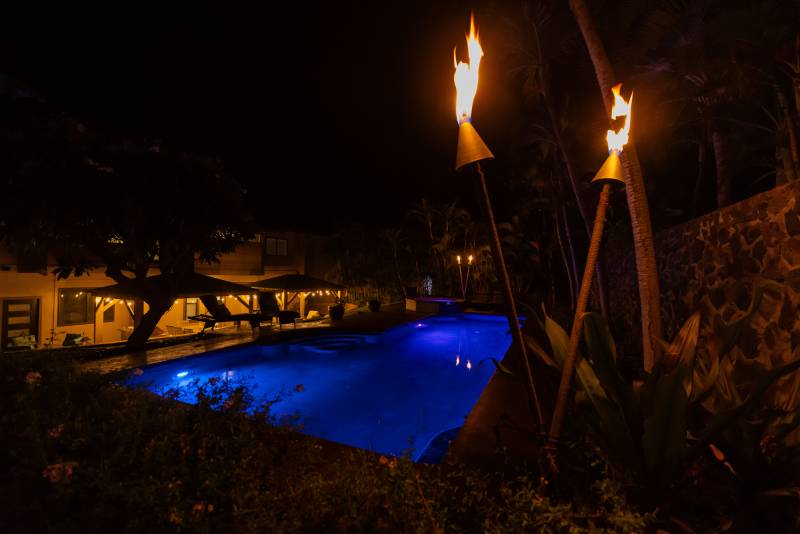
[127,313,512,461]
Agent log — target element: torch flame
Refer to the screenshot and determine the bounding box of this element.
[453,14,483,125]
[605,84,633,153]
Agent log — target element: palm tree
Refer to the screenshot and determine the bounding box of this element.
[378,227,407,300]
[635,0,800,205]
[501,1,609,316]
[568,0,663,371]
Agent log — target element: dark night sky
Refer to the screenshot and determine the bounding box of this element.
[1,1,517,230]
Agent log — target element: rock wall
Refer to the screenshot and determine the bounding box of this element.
[607,182,800,403]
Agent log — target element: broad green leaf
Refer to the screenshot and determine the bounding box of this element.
[642,366,690,488]
[693,357,800,456]
[543,308,637,464]
[523,334,558,368]
[542,310,607,402]
[692,335,721,403]
[662,312,701,377]
[706,356,743,413]
[582,312,617,364]
[583,313,643,432]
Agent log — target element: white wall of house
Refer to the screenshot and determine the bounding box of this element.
[0,230,309,350]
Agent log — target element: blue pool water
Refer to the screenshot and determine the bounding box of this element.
[128,313,511,461]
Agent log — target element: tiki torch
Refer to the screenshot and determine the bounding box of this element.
[546,84,632,464]
[455,254,474,299]
[453,15,543,428]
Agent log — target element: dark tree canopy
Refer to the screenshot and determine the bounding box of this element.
[0,94,254,345]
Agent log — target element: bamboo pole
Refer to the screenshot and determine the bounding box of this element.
[546,182,612,470]
[474,162,544,428]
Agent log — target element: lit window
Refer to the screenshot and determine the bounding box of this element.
[58,289,92,326]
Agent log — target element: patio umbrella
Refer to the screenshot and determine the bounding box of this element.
[92,272,255,299]
[249,274,345,292]
[249,274,345,316]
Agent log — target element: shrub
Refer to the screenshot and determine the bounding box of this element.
[0,351,649,533]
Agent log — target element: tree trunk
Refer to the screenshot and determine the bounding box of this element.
[712,129,732,208]
[568,0,663,371]
[127,297,172,349]
[133,298,144,327]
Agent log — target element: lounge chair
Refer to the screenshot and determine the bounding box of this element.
[276,310,300,329]
[63,333,91,346]
[258,292,300,329]
[189,295,273,333]
[295,310,327,325]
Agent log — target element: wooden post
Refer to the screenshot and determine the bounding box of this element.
[93,298,100,345]
[474,162,544,428]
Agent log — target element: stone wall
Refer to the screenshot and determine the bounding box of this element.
[607,182,800,402]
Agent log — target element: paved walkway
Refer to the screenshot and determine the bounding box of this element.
[79,308,428,374]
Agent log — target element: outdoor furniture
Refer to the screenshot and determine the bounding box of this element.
[293,310,327,326]
[249,274,345,320]
[93,273,260,339]
[63,333,91,346]
[166,324,194,336]
[277,310,300,329]
[7,334,37,350]
[189,295,272,333]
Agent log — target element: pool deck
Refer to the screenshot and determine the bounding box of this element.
[79,307,430,374]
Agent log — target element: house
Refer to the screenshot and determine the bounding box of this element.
[0,229,320,350]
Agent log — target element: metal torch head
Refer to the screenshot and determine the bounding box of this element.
[592,150,625,185]
[456,121,494,171]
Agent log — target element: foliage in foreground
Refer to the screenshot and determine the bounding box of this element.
[0,352,649,533]
[532,287,800,532]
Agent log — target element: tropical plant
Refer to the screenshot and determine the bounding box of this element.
[535,287,800,529]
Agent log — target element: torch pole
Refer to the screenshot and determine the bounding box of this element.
[457,262,466,299]
[464,262,472,298]
[546,181,613,469]
[474,162,544,428]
